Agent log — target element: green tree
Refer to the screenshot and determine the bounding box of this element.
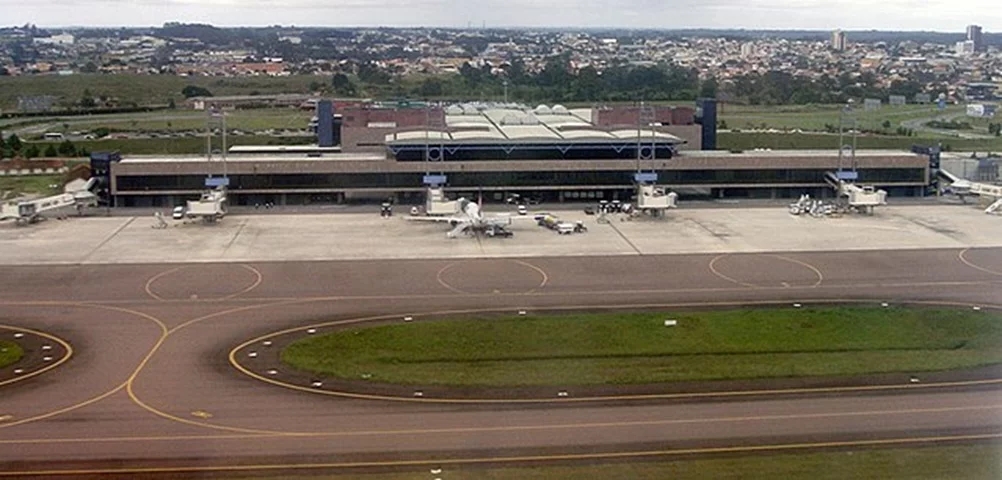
[417,77,444,98]
[43,144,58,157]
[6,134,21,152]
[92,127,110,139]
[331,73,357,96]
[699,77,719,99]
[882,120,892,129]
[167,98,176,109]
[80,61,97,73]
[57,140,76,157]
[181,85,213,98]
[80,89,97,109]
[570,66,603,102]
[356,63,390,85]
[24,144,40,159]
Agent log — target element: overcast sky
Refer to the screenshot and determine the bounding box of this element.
[4,0,997,30]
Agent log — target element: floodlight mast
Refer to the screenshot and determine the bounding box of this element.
[838,100,858,177]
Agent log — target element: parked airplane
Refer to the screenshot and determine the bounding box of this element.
[408,195,527,238]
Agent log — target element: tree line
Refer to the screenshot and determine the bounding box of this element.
[1,133,90,159]
[321,58,941,107]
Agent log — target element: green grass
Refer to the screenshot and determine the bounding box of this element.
[0,74,325,110]
[0,174,64,199]
[718,131,1002,151]
[281,307,1002,387]
[227,443,1002,480]
[0,340,23,368]
[719,104,962,132]
[22,108,314,135]
[25,135,314,155]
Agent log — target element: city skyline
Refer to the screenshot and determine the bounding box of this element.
[3,0,999,31]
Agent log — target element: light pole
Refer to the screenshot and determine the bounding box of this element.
[838,100,857,175]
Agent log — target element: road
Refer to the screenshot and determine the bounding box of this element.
[0,247,1001,476]
[900,110,996,140]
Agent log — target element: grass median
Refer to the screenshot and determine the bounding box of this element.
[232,443,1002,480]
[0,340,23,369]
[281,306,1002,387]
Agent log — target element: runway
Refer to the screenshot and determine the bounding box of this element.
[1,247,1001,476]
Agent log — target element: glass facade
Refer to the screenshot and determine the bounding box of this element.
[389,143,678,161]
[116,167,925,193]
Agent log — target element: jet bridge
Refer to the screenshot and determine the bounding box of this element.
[635,184,678,218]
[0,178,99,226]
[182,186,228,223]
[939,169,1002,214]
[824,172,887,214]
[424,187,459,216]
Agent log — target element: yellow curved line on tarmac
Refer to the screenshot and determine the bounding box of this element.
[0,303,168,430]
[958,247,1002,277]
[2,431,1000,477]
[436,259,549,295]
[511,258,549,293]
[0,384,125,430]
[434,261,468,294]
[229,299,1002,405]
[143,265,185,301]
[143,264,264,302]
[709,253,824,289]
[708,254,758,288]
[0,324,73,388]
[769,253,825,288]
[127,299,320,435]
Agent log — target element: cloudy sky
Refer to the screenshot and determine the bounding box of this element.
[4,0,997,30]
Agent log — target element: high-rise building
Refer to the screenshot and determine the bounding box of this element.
[966,25,984,52]
[740,43,757,58]
[831,30,847,51]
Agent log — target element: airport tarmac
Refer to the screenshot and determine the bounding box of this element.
[1,248,1001,476]
[1,204,1000,265]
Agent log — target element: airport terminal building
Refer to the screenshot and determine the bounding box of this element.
[99,102,932,207]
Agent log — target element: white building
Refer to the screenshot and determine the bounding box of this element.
[740,43,757,58]
[956,40,976,55]
[33,34,74,46]
[831,30,846,51]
